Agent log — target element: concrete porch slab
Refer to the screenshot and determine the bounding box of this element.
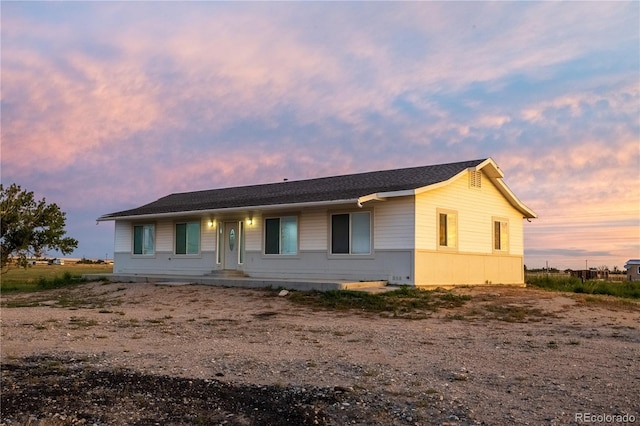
[83,273,390,292]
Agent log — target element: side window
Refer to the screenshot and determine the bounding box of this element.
[438,211,457,249]
[264,216,298,255]
[175,222,200,255]
[331,211,371,255]
[493,219,509,251]
[133,224,155,255]
[217,226,223,264]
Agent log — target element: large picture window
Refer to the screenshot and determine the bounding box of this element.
[133,224,155,255]
[264,216,298,255]
[331,211,371,255]
[175,222,200,255]
[438,210,457,249]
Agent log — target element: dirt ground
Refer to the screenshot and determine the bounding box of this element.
[1,282,639,425]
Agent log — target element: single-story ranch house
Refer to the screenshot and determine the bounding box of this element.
[98,158,536,286]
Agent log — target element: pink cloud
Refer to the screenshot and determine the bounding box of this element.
[2,47,162,177]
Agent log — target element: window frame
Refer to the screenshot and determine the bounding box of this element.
[238,221,245,264]
[216,224,223,264]
[437,209,458,251]
[263,215,299,256]
[174,220,201,255]
[329,210,373,256]
[492,217,509,253]
[132,223,156,256]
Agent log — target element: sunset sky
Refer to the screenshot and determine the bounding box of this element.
[2,2,638,271]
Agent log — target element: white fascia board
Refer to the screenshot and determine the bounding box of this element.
[490,179,537,218]
[473,157,504,178]
[97,198,360,222]
[474,158,535,217]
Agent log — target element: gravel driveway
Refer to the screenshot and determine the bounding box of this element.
[1,282,639,425]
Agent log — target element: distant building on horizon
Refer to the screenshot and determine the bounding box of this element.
[624,259,640,281]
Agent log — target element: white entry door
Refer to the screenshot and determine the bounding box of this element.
[224,222,239,270]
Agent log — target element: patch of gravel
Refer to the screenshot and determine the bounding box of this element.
[1,355,470,426]
[1,282,639,425]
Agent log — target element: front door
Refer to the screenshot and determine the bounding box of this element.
[224,222,239,270]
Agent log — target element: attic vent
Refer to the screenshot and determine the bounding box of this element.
[469,170,482,188]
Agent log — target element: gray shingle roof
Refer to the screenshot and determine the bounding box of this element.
[99,159,486,219]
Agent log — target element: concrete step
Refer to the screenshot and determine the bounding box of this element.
[205,270,249,278]
[339,280,388,290]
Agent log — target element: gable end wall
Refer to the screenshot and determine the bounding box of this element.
[414,171,525,286]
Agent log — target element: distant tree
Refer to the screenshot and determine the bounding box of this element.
[1,184,78,272]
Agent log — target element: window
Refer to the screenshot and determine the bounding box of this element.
[438,211,457,249]
[264,216,298,255]
[331,211,371,255]
[175,222,200,255]
[494,219,509,251]
[133,224,155,255]
[239,221,245,264]
[217,226,223,264]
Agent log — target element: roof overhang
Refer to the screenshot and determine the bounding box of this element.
[98,158,536,222]
[96,198,361,222]
[357,157,537,219]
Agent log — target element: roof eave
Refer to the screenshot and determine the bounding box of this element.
[473,158,504,178]
[96,198,361,222]
[489,178,537,218]
[359,168,469,201]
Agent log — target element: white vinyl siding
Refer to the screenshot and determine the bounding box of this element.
[201,219,216,251]
[245,213,262,252]
[416,170,524,254]
[374,197,415,250]
[154,220,174,252]
[300,210,327,251]
[115,221,132,252]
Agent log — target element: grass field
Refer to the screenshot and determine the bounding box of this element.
[527,274,640,299]
[0,264,113,293]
